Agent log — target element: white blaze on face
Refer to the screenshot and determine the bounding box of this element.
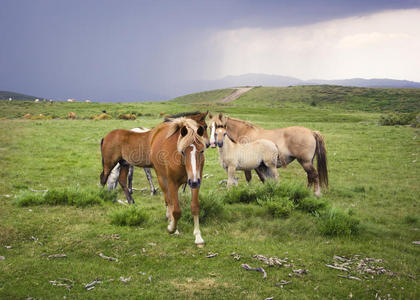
[209,122,216,145]
[190,144,197,181]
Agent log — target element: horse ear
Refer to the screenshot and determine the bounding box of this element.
[181,126,188,137]
[200,111,208,121]
[197,126,204,136]
[218,112,223,120]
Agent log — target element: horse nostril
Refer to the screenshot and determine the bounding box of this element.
[198,178,201,184]
[187,179,191,186]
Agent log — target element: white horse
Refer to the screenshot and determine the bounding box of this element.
[213,122,279,187]
[107,127,157,195]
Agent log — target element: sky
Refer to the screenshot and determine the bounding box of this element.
[1,0,420,101]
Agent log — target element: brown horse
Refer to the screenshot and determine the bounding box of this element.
[149,117,206,245]
[209,113,328,196]
[100,111,209,204]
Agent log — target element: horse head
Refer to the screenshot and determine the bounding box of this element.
[165,111,210,148]
[209,112,228,148]
[166,117,206,189]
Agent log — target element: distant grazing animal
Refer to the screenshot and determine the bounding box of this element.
[85,99,91,103]
[106,127,157,195]
[209,113,328,196]
[67,99,75,103]
[34,99,39,103]
[214,114,279,187]
[8,98,12,101]
[100,111,209,204]
[67,112,76,119]
[23,113,31,119]
[100,117,207,246]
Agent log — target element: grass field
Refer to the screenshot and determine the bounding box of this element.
[0,86,419,299]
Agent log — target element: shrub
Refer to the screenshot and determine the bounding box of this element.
[14,188,117,207]
[180,190,226,224]
[264,196,294,218]
[317,207,360,236]
[109,206,149,226]
[295,196,327,214]
[118,113,136,120]
[378,112,418,126]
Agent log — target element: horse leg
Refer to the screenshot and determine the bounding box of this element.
[155,175,170,220]
[128,165,134,194]
[167,182,181,234]
[191,187,204,247]
[118,164,135,204]
[255,167,266,183]
[107,163,120,190]
[227,166,237,188]
[144,168,157,195]
[299,159,321,197]
[244,170,252,183]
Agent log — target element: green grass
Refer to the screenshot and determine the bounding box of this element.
[0,89,419,299]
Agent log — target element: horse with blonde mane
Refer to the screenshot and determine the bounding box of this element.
[214,114,279,187]
[149,117,206,246]
[209,113,328,196]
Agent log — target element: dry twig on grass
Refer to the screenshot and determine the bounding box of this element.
[48,254,67,259]
[241,264,267,279]
[206,252,218,258]
[49,278,74,290]
[85,278,102,290]
[99,253,118,262]
[338,274,361,281]
[253,254,288,267]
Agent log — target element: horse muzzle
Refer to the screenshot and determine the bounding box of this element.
[188,178,201,189]
[217,141,223,148]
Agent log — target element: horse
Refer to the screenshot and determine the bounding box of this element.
[106,127,157,195]
[100,111,209,204]
[214,115,279,187]
[209,113,328,196]
[149,117,206,246]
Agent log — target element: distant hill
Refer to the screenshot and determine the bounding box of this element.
[173,85,420,113]
[0,91,40,101]
[187,74,420,91]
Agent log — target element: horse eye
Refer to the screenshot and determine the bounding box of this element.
[204,125,207,129]
[200,150,204,154]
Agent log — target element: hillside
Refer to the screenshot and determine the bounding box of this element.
[0,91,40,101]
[173,85,420,113]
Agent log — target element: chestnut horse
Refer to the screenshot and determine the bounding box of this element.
[209,113,328,196]
[149,117,206,245]
[100,111,209,204]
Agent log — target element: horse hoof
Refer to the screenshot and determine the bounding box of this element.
[171,230,180,235]
[196,243,205,248]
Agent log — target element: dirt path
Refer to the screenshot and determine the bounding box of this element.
[220,87,253,103]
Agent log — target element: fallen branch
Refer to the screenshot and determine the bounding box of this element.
[218,179,228,185]
[120,276,131,283]
[85,278,102,290]
[117,199,128,206]
[132,187,148,192]
[48,254,67,259]
[241,264,267,279]
[338,274,361,281]
[29,188,48,193]
[206,253,218,258]
[412,241,420,245]
[49,278,74,290]
[253,254,287,267]
[275,280,291,287]
[99,253,118,262]
[293,269,308,275]
[325,264,349,272]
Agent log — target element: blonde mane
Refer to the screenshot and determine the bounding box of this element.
[166,117,205,153]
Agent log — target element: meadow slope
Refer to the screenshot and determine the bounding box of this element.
[0,87,419,299]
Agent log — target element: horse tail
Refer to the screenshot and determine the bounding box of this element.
[313,131,328,188]
[100,138,107,186]
[100,138,104,168]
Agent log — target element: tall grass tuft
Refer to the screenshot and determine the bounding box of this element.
[317,207,360,236]
[109,206,149,226]
[14,188,117,207]
[180,190,226,224]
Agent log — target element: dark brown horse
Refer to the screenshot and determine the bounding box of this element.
[209,113,328,196]
[100,111,209,204]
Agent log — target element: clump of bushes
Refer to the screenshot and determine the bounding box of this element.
[90,113,112,120]
[109,206,149,226]
[317,207,360,236]
[118,113,136,120]
[379,112,419,127]
[14,188,117,207]
[180,190,226,224]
